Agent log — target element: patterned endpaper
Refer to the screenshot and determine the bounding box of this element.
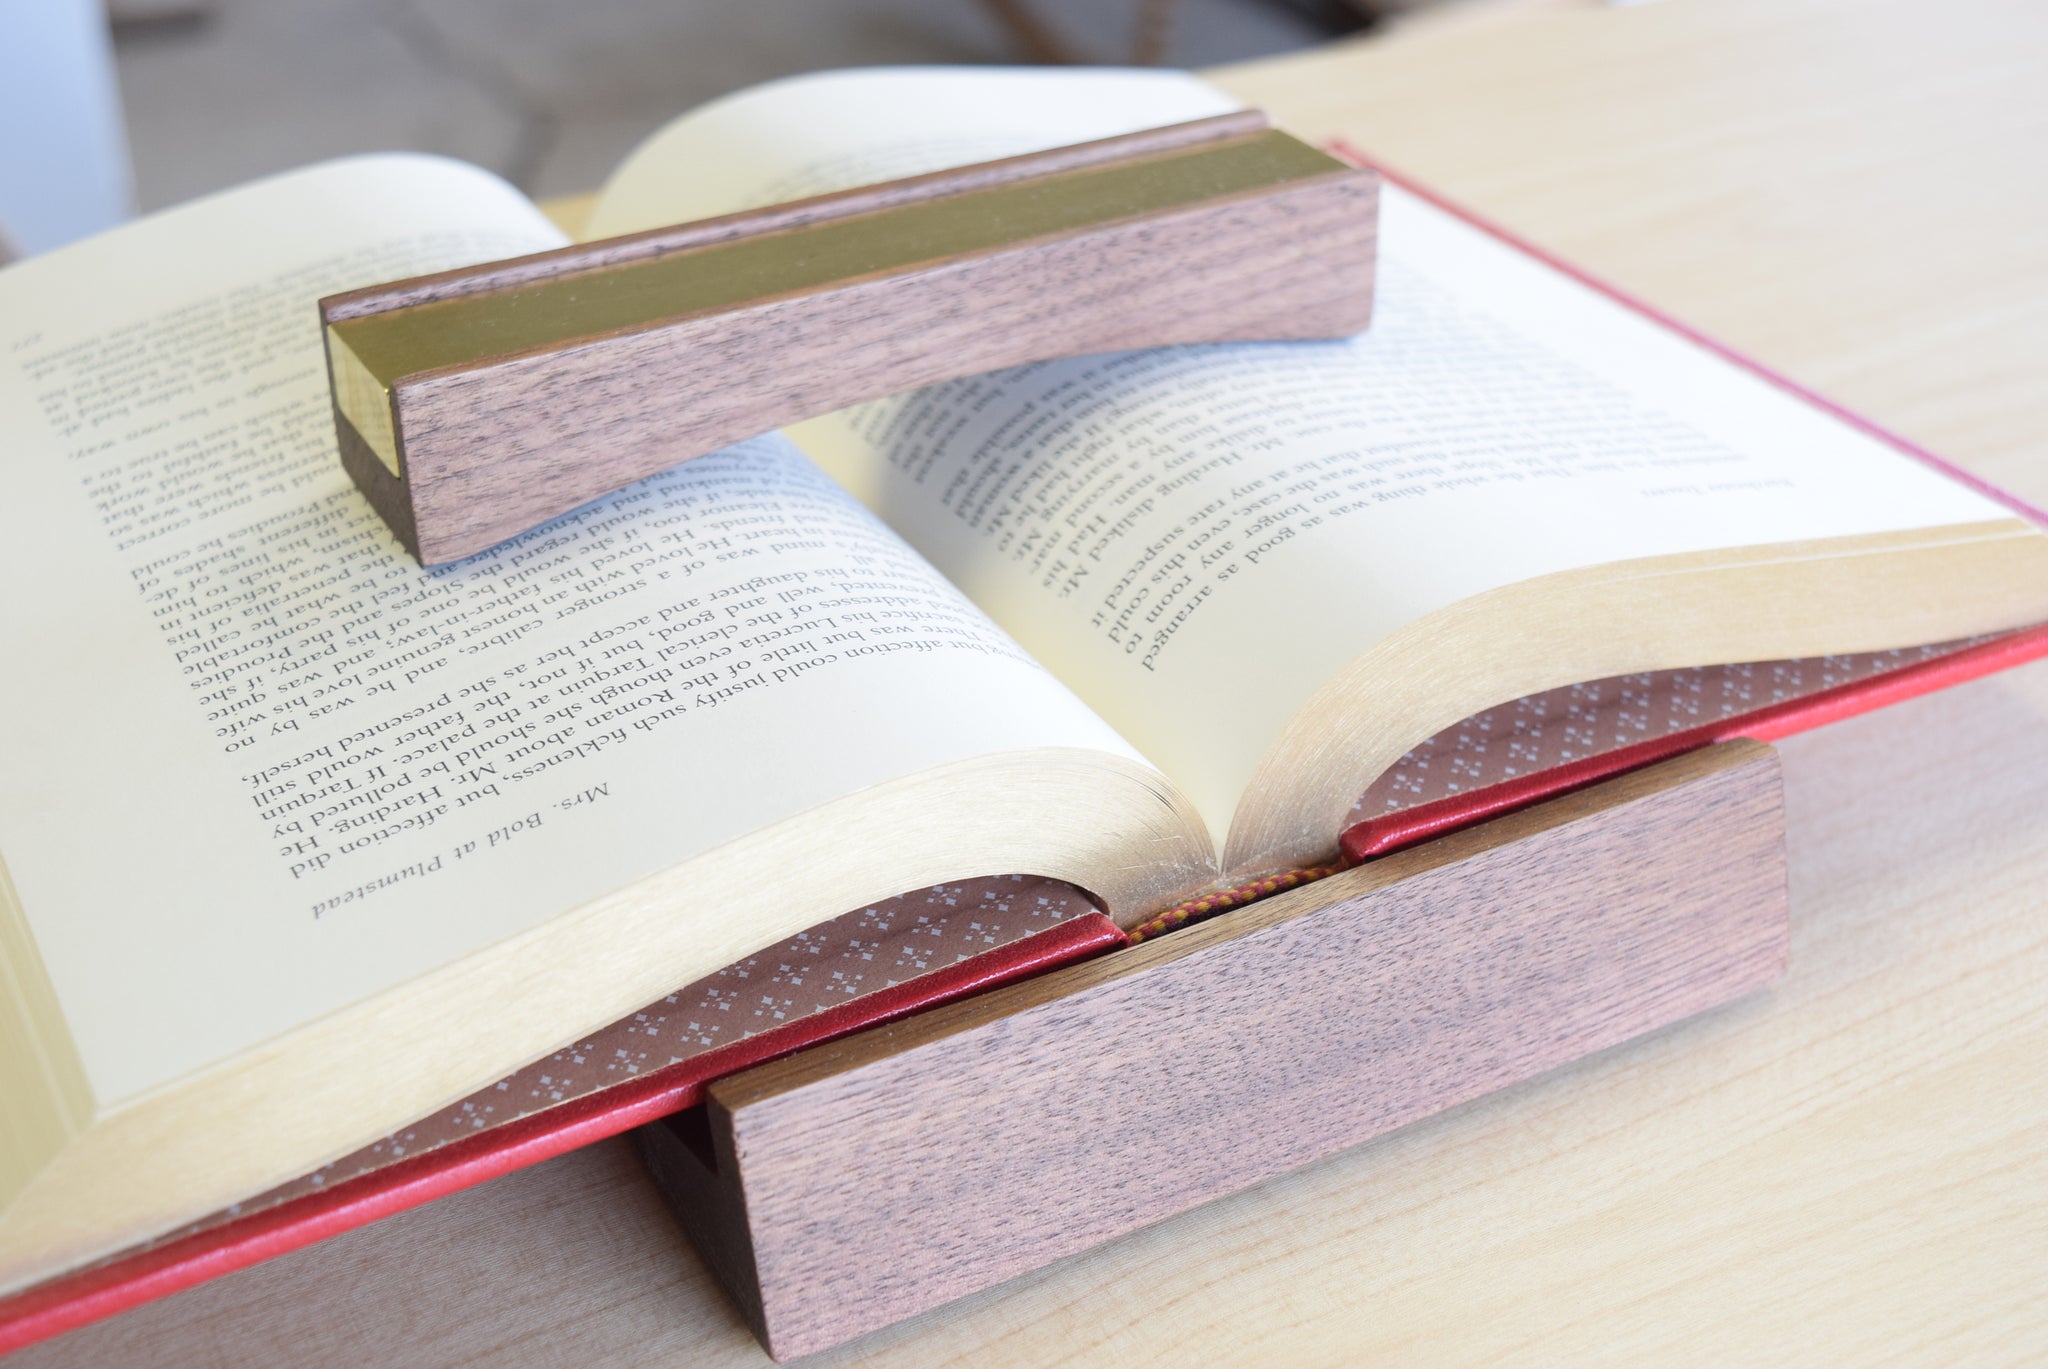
[1351,642,1983,826]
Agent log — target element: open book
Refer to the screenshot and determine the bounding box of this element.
[3,66,2045,1298]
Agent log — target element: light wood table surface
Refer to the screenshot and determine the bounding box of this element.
[26,0,2048,1363]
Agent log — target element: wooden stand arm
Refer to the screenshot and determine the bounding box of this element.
[641,740,1790,1360]
[319,111,1378,564]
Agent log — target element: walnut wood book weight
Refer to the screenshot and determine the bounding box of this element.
[320,110,1378,564]
[641,741,1790,1360]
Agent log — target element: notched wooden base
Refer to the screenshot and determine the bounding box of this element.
[638,740,1791,1360]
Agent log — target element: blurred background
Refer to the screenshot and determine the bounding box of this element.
[8,0,1478,257]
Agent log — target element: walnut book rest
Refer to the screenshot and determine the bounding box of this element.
[318,109,1378,564]
[637,740,1790,1360]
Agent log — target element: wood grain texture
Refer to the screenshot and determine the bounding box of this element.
[20,4,2048,1364]
[319,114,1377,564]
[647,742,1787,1359]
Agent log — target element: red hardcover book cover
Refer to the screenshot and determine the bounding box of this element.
[6,148,2043,1357]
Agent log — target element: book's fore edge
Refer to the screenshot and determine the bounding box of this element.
[0,851,95,1221]
[1325,138,2048,531]
[1225,516,2048,879]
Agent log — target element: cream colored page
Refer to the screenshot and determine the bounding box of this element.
[589,68,2021,850]
[0,155,1140,1105]
[585,66,1241,235]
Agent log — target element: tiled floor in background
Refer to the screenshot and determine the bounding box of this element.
[112,0,1339,211]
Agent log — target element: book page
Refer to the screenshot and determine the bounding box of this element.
[0,155,1143,1106]
[590,68,2028,852]
[585,66,1242,235]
